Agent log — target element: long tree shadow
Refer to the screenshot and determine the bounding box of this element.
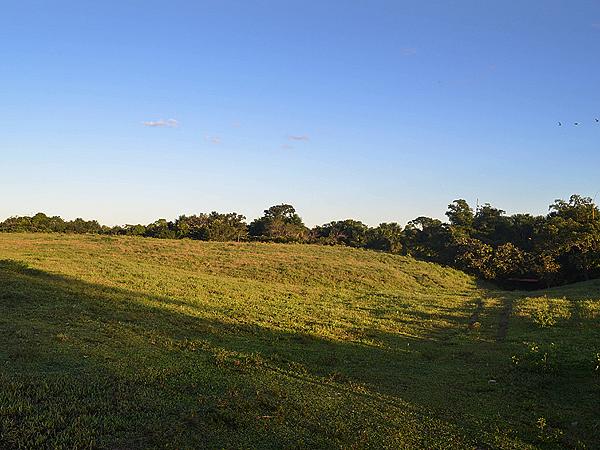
[1,260,597,449]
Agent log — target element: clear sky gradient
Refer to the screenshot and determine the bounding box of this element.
[2,1,600,226]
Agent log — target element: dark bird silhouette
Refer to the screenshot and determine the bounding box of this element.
[596,118,599,123]
[558,122,562,126]
[574,122,580,126]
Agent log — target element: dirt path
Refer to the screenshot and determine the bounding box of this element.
[468,299,484,329]
[496,296,514,342]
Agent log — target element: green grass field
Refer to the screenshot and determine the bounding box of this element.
[0,234,598,449]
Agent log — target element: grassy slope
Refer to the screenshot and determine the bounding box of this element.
[0,234,598,449]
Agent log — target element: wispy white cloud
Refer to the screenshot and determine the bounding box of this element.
[142,119,179,128]
[287,135,309,141]
[400,47,417,56]
[204,135,221,144]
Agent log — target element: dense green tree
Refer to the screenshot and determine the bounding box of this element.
[249,204,307,242]
[548,194,599,223]
[0,216,32,232]
[30,213,66,232]
[124,224,147,236]
[403,217,450,261]
[310,219,369,247]
[541,195,600,281]
[0,213,66,233]
[446,199,474,230]
[506,214,545,252]
[452,236,495,279]
[530,252,562,287]
[64,218,102,234]
[144,219,176,239]
[176,213,247,241]
[490,242,528,280]
[473,204,511,246]
[366,222,404,254]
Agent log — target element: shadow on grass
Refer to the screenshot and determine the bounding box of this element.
[1,260,597,449]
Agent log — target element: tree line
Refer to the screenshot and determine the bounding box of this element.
[1,194,598,287]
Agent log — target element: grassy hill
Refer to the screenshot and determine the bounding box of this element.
[0,234,598,448]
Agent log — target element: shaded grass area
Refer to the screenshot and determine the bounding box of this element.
[0,234,599,448]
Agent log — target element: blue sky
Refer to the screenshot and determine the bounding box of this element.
[2,1,600,226]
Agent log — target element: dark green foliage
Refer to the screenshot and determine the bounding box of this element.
[403,217,451,261]
[31,212,67,232]
[446,199,474,230]
[366,222,404,253]
[176,212,248,241]
[124,224,147,236]
[452,236,495,279]
[506,214,544,252]
[248,204,308,242]
[491,243,528,279]
[310,219,369,247]
[144,219,177,239]
[0,213,98,234]
[65,218,103,234]
[473,204,512,246]
[546,195,600,282]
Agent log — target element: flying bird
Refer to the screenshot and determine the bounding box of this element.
[556,118,599,126]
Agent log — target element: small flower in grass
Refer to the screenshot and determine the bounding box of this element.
[537,417,547,430]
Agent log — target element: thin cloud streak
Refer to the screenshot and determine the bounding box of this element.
[204,135,221,144]
[142,119,179,128]
[287,135,309,141]
[400,47,417,56]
